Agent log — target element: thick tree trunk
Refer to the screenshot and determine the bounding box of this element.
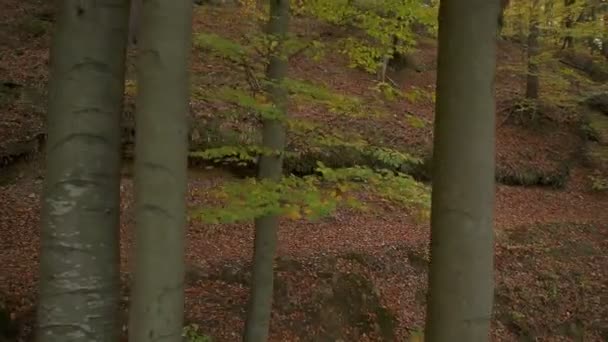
[424,0,498,341]
[127,0,193,341]
[526,1,540,100]
[243,1,289,341]
[36,1,130,341]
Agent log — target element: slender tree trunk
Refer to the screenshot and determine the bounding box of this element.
[36,1,130,341]
[127,0,193,341]
[498,0,510,36]
[128,0,142,45]
[603,14,608,59]
[243,1,289,341]
[424,0,498,341]
[562,0,575,49]
[526,1,540,100]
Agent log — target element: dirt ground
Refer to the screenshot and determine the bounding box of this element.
[1,2,607,341]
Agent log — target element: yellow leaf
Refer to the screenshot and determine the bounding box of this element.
[416,208,430,222]
[284,206,301,220]
[408,331,424,342]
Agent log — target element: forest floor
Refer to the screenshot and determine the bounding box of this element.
[1,2,608,341]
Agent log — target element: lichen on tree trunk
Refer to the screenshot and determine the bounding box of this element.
[526,0,541,100]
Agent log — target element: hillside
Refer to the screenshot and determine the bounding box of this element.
[1,1,607,341]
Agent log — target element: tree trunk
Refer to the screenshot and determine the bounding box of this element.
[603,14,608,59]
[128,0,142,45]
[562,0,575,49]
[424,0,498,341]
[35,1,130,341]
[127,0,193,340]
[526,1,540,100]
[498,0,510,36]
[243,1,290,341]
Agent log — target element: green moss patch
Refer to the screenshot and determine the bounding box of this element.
[182,114,581,188]
[184,118,432,180]
[183,119,580,188]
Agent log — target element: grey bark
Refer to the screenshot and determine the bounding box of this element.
[526,0,540,100]
[36,1,130,341]
[243,1,290,341]
[128,0,234,46]
[424,0,498,341]
[127,0,193,341]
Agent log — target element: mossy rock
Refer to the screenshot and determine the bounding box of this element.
[585,143,608,170]
[185,120,577,188]
[496,164,571,188]
[388,52,428,73]
[583,93,608,115]
[184,121,575,188]
[18,16,50,38]
[583,110,608,144]
[0,82,22,107]
[560,50,608,82]
[283,145,431,180]
[312,273,396,341]
[0,299,17,340]
[185,120,432,180]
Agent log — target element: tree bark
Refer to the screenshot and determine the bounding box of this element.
[424,0,498,341]
[128,0,142,45]
[526,0,540,100]
[36,1,130,341]
[243,1,290,341]
[498,0,510,36]
[603,14,608,59]
[127,0,193,341]
[562,0,575,49]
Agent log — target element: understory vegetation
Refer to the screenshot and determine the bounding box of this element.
[0,0,607,341]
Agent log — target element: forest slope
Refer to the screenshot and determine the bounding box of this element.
[0,1,607,341]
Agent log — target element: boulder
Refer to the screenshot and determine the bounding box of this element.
[584,93,608,115]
